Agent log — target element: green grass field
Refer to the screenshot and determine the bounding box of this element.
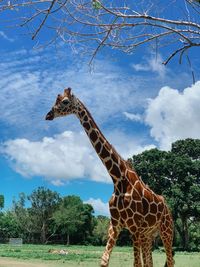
[0,244,199,267]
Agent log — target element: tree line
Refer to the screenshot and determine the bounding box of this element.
[0,138,199,251]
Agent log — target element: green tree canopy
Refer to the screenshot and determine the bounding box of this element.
[28,187,61,243]
[0,195,4,210]
[53,195,95,245]
[93,215,110,245]
[13,187,61,244]
[0,211,19,240]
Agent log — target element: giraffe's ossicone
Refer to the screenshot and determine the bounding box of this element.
[46,88,174,267]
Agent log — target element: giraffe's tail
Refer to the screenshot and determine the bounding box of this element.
[164,250,175,267]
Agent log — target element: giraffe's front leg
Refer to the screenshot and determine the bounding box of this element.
[101,222,120,267]
[141,235,153,267]
[131,232,142,267]
[133,240,142,267]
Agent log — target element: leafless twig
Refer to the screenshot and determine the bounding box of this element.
[0,0,200,67]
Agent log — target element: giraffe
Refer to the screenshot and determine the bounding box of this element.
[45,88,174,267]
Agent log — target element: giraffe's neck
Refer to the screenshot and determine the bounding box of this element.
[75,98,126,188]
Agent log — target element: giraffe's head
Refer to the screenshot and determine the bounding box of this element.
[45,88,77,120]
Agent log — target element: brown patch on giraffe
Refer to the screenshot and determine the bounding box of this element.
[83,115,88,121]
[111,218,119,227]
[100,147,110,159]
[142,197,149,214]
[110,208,120,219]
[83,122,90,131]
[133,213,142,225]
[126,169,138,184]
[158,202,164,213]
[110,164,121,178]
[157,211,162,221]
[117,197,124,210]
[136,202,142,213]
[126,218,134,227]
[99,136,105,145]
[143,188,154,202]
[130,225,137,233]
[120,210,128,220]
[80,110,86,117]
[145,214,157,227]
[126,182,132,193]
[124,195,131,206]
[150,203,158,214]
[95,142,101,154]
[129,201,137,211]
[127,208,134,217]
[121,179,131,193]
[141,221,149,228]
[105,159,112,170]
[110,153,119,165]
[90,130,98,143]
[135,181,143,194]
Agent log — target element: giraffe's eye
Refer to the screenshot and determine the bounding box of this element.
[62,99,69,105]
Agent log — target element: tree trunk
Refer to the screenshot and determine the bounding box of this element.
[182,217,189,251]
[67,233,70,246]
[41,222,46,244]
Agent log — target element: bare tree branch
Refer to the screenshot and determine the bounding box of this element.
[31,0,57,40]
[0,0,200,67]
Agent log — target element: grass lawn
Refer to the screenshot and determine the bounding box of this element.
[0,244,199,267]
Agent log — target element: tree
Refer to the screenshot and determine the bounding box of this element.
[0,1,200,70]
[93,215,109,245]
[169,139,200,250]
[130,138,200,251]
[131,148,172,194]
[53,195,95,245]
[13,188,61,244]
[0,211,20,242]
[0,195,4,210]
[28,187,61,243]
[12,192,33,242]
[78,203,96,244]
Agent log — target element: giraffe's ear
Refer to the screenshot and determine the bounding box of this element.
[64,87,72,97]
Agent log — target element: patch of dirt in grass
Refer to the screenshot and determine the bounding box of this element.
[0,257,99,267]
[0,257,59,267]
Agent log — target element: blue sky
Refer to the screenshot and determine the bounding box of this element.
[1,1,200,215]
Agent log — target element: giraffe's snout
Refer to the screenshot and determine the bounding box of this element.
[45,110,54,120]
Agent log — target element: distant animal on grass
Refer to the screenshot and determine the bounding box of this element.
[48,249,68,255]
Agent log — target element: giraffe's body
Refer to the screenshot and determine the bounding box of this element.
[46,88,174,267]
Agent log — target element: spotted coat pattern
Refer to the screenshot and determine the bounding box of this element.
[46,88,174,267]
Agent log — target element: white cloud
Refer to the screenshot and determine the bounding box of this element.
[145,81,200,150]
[107,130,155,159]
[1,128,154,184]
[132,54,166,78]
[123,111,143,122]
[85,198,109,216]
[0,31,14,42]
[0,48,147,138]
[2,131,110,184]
